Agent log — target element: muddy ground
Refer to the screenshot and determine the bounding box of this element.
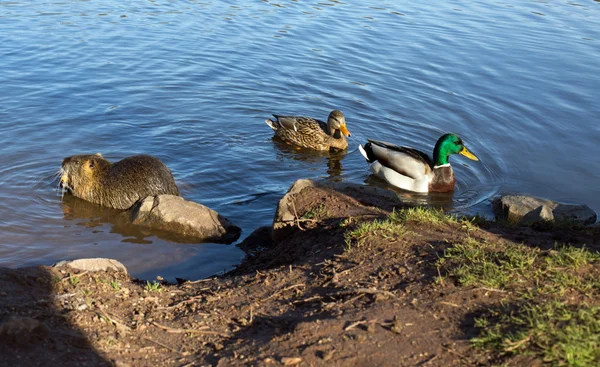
[1,183,599,366]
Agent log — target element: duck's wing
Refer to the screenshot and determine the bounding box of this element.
[365,139,433,179]
[272,115,324,134]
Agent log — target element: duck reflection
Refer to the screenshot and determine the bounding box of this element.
[271,137,347,180]
[363,176,455,209]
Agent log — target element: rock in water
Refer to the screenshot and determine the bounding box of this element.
[492,195,596,225]
[130,195,241,243]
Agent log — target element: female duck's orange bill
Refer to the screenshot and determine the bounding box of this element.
[339,124,351,137]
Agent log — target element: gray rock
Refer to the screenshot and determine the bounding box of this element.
[522,204,554,223]
[553,204,597,225]
[129,195,241,244]
[54,258,128,273]
[492,195,555,222]
[492,195,596,225]
[273,179,315,237]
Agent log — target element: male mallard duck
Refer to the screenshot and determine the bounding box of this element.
[358,133,479,193]
[265,110,351,151]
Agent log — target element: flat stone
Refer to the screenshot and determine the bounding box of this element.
[492,195,556,222]
[54,258,128,273]
[492,195,596,225]
[129,195,241,244]
[553,204,597,225]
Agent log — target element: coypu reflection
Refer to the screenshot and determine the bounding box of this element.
[60,195,201,245]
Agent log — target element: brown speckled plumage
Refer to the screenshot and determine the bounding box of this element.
[265,110,351,151]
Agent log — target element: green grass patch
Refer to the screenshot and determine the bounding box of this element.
[302,204,329,220]
[145,280,162,292]
[439,237,539,289]
[438,236,600,365]
[473,302,600,367]
[344,216,409,249]
[439,239,600,294]
[110,280,121,292]
[546,245,600,269]
[343,207,463,249]
[69,273,81,287]
[391,207,457,224]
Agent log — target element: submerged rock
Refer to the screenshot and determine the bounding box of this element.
[54,258,128,273]
[129,195,241,244]
[492,195,597,225]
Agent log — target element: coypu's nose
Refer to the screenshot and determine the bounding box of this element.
[62,157,72,166]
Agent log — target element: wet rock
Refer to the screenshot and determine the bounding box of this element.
[129,195,241,244]
[54,258,128,273]
[522,204,554,223]
[553,204,597,224]
[0,317,50,347]
[492,195,596,225]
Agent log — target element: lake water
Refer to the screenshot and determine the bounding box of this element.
[1,0,599,281]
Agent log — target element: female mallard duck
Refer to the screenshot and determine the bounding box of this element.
[358,133,479,193]
[265,110,351,151]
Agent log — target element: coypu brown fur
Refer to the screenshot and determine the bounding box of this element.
[60,154,180,210]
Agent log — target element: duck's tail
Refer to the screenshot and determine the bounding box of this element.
[358,142,376,163]
[265,118,279,131]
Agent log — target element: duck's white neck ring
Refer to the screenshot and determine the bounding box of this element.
[433,163,451,169]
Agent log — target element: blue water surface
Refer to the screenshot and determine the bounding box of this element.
[1,0,599,280]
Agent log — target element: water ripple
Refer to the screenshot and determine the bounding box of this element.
[1,0,599,279]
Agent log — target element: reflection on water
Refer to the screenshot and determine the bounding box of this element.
[364,176,455,209]
[61,192,245,246]
[0,0,599,280]
[270,137,347,181]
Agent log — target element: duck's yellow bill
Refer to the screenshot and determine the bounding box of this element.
[460,147,479,161]
[339,124,351,137]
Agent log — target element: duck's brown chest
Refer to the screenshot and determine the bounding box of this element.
[428,166,456,193]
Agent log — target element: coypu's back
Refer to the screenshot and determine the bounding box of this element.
[61,154,180,210]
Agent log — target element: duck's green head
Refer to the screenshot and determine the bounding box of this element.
[433,133,479,166]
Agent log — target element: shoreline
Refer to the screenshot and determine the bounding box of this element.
[1,181,599,366]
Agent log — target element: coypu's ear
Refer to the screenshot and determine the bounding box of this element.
[95,153,103,158]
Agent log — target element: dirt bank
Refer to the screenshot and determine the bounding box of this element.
[1,182,599,366]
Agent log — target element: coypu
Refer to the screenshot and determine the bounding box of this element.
[60,154,180,210]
